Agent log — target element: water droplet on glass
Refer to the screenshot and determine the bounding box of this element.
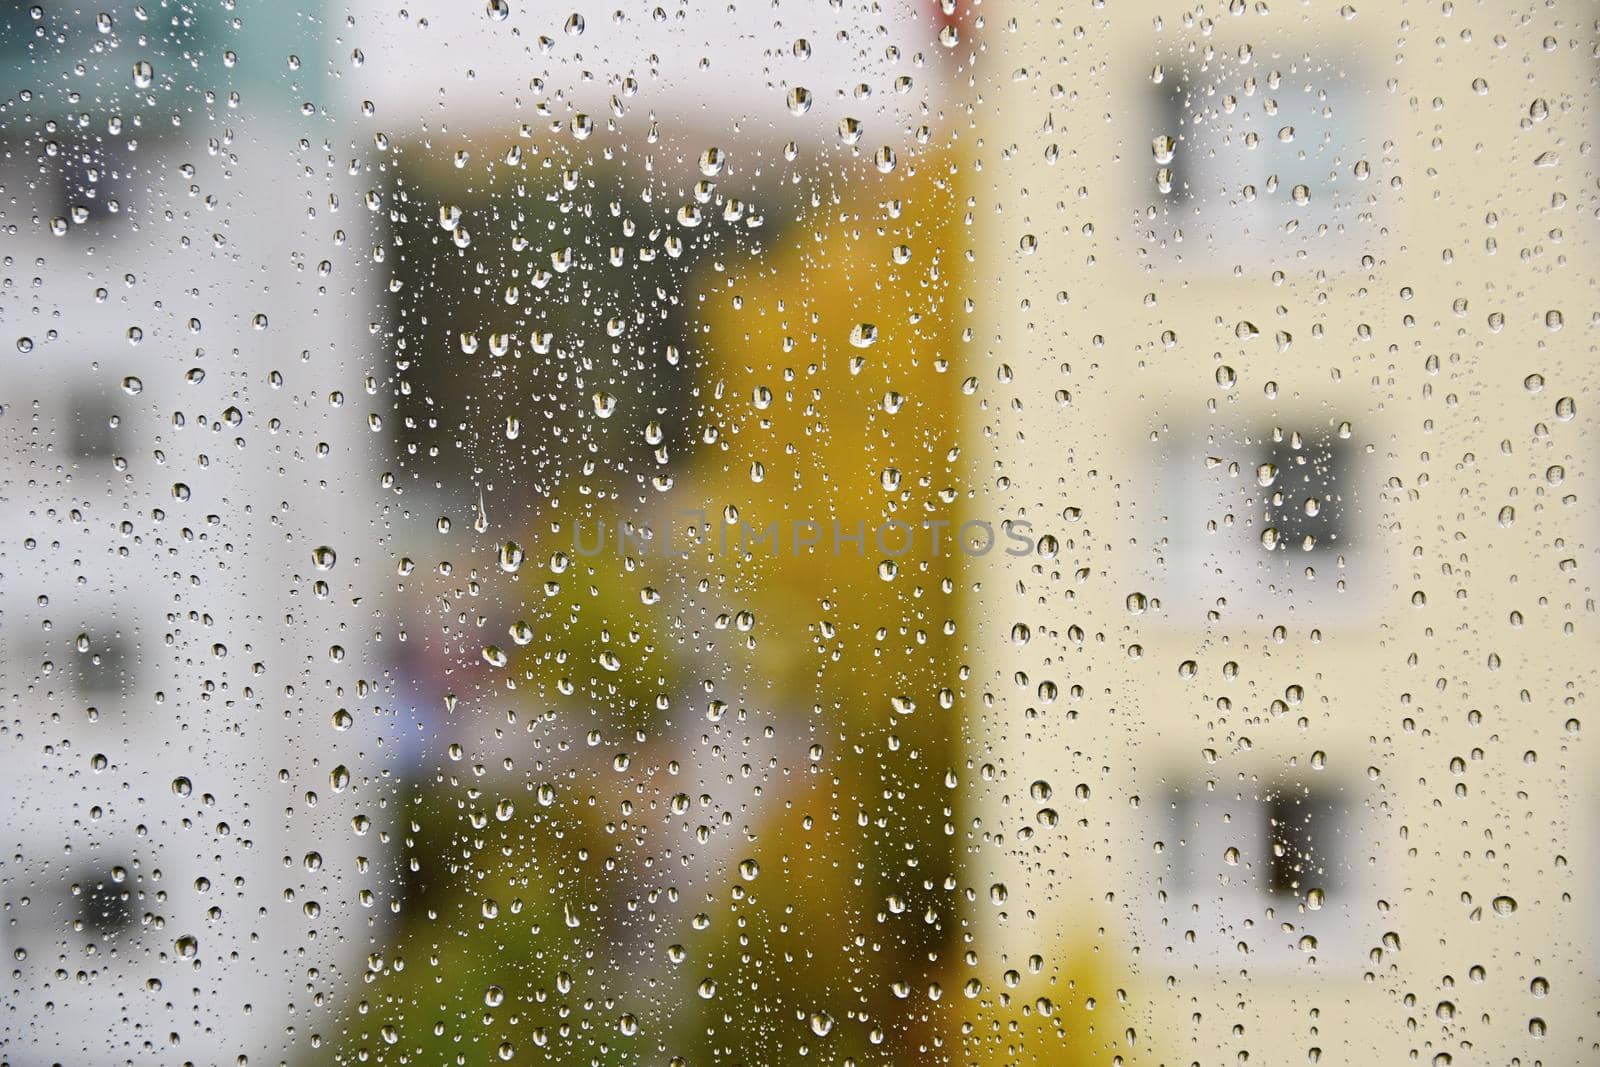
[849,323,878,348]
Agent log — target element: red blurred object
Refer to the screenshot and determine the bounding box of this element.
[924,0,974,36]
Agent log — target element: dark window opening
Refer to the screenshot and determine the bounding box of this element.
[70,392,118,458]
[1153,70,1197,203]
[75,636,131,695]
[76,868,135,937]
[1265,789,1345,897]
[1254,430,1356,553]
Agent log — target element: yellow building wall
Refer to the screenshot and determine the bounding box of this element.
[967,2,1598,1063]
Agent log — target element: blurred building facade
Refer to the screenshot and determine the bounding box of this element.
[0,4,390,1063]
[970,2,1599,1064]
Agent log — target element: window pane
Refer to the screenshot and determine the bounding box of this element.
[2,2,1593,1065]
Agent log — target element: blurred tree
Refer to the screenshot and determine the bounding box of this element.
[676,150,974,1060]
[314,138,1141,1066]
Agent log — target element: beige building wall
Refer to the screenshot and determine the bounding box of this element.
[965,2,1598,1063]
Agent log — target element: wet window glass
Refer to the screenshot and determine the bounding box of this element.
[2,2,1595,1065]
